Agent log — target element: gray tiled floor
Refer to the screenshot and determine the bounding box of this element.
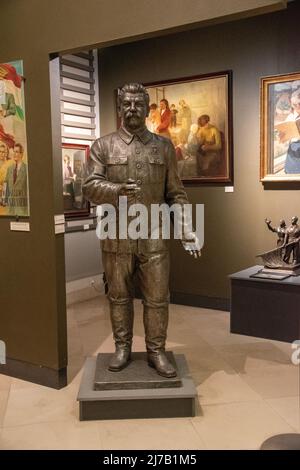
[0,295,299,449]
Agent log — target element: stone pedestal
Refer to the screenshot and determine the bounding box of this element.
[77,353,197,421]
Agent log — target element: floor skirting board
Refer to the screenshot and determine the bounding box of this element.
[170,291,230,312]
[0,357,67,389]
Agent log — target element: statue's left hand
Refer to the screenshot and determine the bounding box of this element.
[182,232,201,259]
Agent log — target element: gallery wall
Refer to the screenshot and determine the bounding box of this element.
[65,230,102,282]
[97,0,300,307]
[0,0,287,386]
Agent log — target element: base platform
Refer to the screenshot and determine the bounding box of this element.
[94,352,182,391]
[77,353,197,421]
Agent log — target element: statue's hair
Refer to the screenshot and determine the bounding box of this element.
[117,83,150,107]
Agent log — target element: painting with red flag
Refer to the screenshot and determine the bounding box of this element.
[0,60,29,216]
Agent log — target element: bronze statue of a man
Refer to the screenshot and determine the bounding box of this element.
[265,219,286,247]
[283,216,300,264]
[83,83,200,378]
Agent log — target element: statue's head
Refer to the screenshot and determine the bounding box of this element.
[279,219,286,227]
[292,216,298,225]
[117,83,150,131]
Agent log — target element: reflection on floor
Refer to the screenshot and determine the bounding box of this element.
[0,295,299,450]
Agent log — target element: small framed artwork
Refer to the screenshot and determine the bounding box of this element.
[0,60,30,217]
[261,71,300,182]
[62,143,90,218]
[144,71,233,184]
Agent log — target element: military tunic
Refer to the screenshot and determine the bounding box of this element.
[83,126,189,352]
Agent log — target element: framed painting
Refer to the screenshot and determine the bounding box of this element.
[0,60,30,217]
[144,71,233,184]
[261,71,300,182]
[62,143,90,218]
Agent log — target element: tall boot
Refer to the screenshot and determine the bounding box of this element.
[144,306,177,378]
[108,302,133,371]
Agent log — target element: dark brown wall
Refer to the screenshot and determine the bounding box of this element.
[98,1,300,301]
[0,43,67,371]
[0,0,289,379]
[0,0,226,376]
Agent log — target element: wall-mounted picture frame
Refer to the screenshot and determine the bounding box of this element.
[261,71,300,182]
[62,143,90,218]
[144,71,233,184]
[0,60,30,217]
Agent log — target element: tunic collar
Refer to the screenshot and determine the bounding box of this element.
[118,126,153,145]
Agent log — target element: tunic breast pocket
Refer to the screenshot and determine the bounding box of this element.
[106,155,129,183]
[148,154,165,183]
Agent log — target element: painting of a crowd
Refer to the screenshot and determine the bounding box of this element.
[0,61,29,216]
[145,72,232,183]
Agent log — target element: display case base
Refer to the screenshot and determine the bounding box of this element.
[77,353,196,421]
[229,265,300,342]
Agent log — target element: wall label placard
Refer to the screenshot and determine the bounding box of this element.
[54,214,65,225]
[55,223,65,234]
[0,340,6,364]
[225,186,234,193]
[10,221,30,231]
